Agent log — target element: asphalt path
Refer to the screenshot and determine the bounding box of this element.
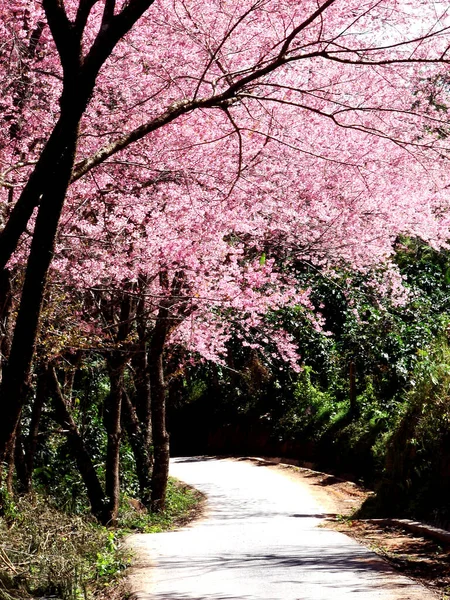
[127,457,435,600]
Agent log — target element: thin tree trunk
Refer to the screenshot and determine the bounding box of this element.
[133,280,152,448]
[103,362,124,525]
[149,350,169,513]
[15,369,47,493]
[62,351,83,404]
[0,115,76,270]
[148,288,172,513]
[0,269,12,384]
[22,369,47,493]
[14,432,28,494]
[349,360,358,417]
[131,348,152,448]
[5,437,16,494]
[101,289,134,524]
[121,389,153,507]
[48,366,107,522]
[148,271,189,512]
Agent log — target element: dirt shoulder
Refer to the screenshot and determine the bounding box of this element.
[238,457,450,600]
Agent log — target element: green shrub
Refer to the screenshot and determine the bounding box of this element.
[361,335,450,525]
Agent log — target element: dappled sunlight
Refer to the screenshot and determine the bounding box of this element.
[128,458,431,600]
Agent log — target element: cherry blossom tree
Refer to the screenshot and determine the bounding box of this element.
[1,0,450,499]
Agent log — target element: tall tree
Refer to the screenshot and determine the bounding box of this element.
[1,0,450,480]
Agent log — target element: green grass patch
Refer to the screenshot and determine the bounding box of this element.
[118,478,205,533]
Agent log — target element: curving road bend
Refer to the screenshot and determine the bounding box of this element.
[127,457,435,600]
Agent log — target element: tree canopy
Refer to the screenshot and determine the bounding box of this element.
[1,0,450,518]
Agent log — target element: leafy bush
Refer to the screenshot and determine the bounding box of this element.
[361,335,450,525]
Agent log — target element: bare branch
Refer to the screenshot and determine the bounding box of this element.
[193,0,265,99]
[278,0,336,57]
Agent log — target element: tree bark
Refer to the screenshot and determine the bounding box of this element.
[13,369,47,494]
[24,370,47,492]
[0,126,78,473]
[349,360,358,417]
[48,366,107,522]
[62,351,83,404]
[149,349,169,513]
[0,269,12,384]
[103,361,124,525]
[5,437,16,494]
[131,348,152,448]
[148,285,172,513]
[149,271,190,512]
[121,389,153,507]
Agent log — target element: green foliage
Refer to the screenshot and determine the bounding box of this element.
[278,242,450,485]
[95,532,129,581]
[364,335,450,526]
[275,366,346,440]
[0,487,19,523]
[118,478,203,533]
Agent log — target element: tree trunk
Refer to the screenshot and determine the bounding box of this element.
[22,369,47,493]
[133,280,152,447]
[48,366,107,522]
[148,271,189,512]
[149,350,170,513]
[131,348,152,448]
[62,351,83,404]
[14,372,46,495]
[0,115,77,271]
[5,437,16,494]
[103,361,124,526]
[14,432,28,494]
[0,126,78,474]
[349,360,358,417]
[0,269,12,384]
[121,389,153,507]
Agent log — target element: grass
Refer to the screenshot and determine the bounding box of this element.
[0,478,205,600]
[118,478,205,533]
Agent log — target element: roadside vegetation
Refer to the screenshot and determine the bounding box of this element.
[0,479,203,600]
[1,3,450,597]
[169,239,450,528]
[1,238,448,600]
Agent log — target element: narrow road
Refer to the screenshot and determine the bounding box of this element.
[128,457,435,600]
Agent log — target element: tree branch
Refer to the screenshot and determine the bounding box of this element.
[42,0,77,71]
[75,0,100,32]
[82,0,155,82]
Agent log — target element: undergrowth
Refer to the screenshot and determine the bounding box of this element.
[0,494,125,600]
[118,478,204,533]
[0,478,204,600]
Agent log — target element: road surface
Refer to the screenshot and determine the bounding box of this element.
[127,457,436,600]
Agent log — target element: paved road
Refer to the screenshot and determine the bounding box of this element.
[128,457,435,600]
